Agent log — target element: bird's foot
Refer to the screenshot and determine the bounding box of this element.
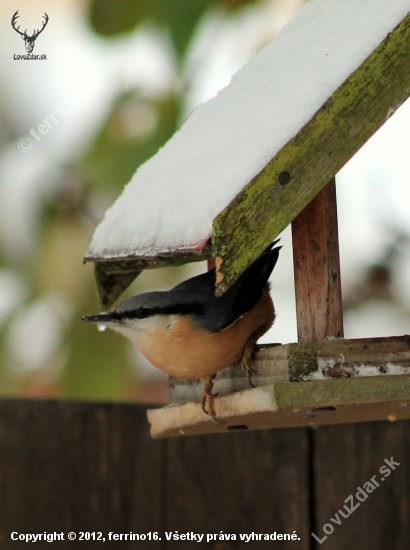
[241,341,257,388]
[241,360,256,388]
[201,375,224,424]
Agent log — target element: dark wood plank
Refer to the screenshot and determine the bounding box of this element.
[0,400,163,549]
[291,178,344,342]
[312,421,410,549]
[165,428,311,549]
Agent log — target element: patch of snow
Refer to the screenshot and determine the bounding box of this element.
[304,356,410,381]
[89,0,410,258]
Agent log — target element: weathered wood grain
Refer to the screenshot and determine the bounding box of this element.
[2,399,410,549]
[153,336,410,438]
[166,336,410,406]
[0,399,311,549]
[312,422,410,549]
[0,400,163,549]
[292,178,344,342]
[148,374,410,438]
[165,428,311,549]
[213,12,410,293]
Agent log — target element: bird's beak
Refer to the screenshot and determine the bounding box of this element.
[81,313,119,326]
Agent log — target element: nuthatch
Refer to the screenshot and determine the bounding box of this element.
[82,241,281,418]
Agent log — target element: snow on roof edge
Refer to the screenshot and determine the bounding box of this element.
[87,0,410,260]
[84,237,211,262]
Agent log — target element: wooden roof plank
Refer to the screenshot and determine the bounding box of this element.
[213,12,410,293]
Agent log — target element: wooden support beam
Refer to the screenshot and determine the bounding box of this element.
[291,177,343,342]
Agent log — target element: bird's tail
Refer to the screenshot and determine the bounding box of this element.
[245,239,281,292]
[227,239,282,318]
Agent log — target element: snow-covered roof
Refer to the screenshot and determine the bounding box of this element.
[86,0,410,263]
[86,0,410,306]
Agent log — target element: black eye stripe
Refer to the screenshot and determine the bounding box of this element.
[136,308,148,319]
[117,303,204,320]
[124,307,149,320]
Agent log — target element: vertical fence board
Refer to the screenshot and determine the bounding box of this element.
[0,400,163,549]
[165,428,311,549]
[4,399,409,550]
[312,421,410,549]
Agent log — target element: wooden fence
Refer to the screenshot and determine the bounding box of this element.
[0,399,408,549]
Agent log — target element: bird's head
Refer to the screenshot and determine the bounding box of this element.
[82,291,204,343]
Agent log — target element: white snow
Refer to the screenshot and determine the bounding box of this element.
[305,356,410,381]
[88,0,410,259]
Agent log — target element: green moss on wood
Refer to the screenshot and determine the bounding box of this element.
[287,342,317,381]
[273,375,410,410]
[213,13,410,294]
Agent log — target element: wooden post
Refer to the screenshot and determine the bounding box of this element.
[291,177,344,342]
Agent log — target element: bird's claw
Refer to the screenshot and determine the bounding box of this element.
[242,361,256,388]
[201,375,225,424]
[204,389,219,398]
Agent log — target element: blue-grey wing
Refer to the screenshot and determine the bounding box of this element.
[170,241,281,333]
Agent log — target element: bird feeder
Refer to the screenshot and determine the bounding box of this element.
[84,0,410,437]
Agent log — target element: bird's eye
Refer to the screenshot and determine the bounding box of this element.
[136,308,149,319]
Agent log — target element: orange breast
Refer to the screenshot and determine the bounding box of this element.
[135,290,275,379]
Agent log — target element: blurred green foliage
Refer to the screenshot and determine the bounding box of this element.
[3,0,407,405]
[89,0,255,55]
[78,92,180,191]
[0,0,262,404]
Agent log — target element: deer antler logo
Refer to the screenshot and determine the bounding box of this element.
[11,11,49,53]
